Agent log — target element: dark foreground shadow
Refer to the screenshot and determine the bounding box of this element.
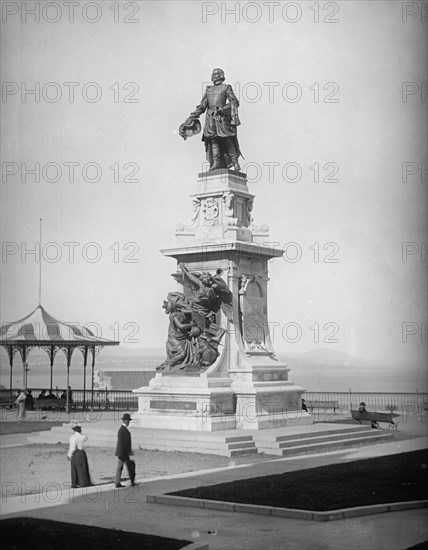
[0,517,191,550]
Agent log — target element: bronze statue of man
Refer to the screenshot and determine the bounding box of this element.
[179,68,242,171]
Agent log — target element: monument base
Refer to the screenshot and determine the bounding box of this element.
[132,374,237,431]
[132,368,313,432]
[233,385,313,430]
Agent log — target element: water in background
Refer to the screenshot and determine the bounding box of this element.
[0,353,160,391]
[0,350,426,393]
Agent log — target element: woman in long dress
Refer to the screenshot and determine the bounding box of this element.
[15,389,26,420]
[67,424,92,488]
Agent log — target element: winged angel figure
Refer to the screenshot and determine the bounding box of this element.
[177,263,233,326]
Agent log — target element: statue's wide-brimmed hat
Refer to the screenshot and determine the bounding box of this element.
[179,117,201,140]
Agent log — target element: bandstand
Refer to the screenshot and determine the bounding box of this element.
[0,304,119,413]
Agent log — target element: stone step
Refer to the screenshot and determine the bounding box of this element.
[276,429,381,449]
[230,447,258,456]
[227,441,256,450]
[254,425,368,442]
[273,433,394,457]
[224,435,254,443]
[276,426,369,441]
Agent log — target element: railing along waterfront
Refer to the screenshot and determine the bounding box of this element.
[0,388,139,411]
[1,388,427,414]
[304,391,428,414]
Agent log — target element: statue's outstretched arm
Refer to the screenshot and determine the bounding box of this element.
[191,92,208,118]
[179,92,207,140]
[179,263,202,290]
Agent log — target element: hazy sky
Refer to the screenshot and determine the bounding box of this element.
[1,1,427,378]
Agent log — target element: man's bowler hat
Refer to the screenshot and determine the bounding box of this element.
[121,413,132,421]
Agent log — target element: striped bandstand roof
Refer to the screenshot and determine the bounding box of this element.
[0,305,119,346]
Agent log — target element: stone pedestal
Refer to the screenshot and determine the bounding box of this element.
[133,170,311,431]
[132,373,237,431]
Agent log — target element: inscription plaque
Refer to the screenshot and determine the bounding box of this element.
[242,281,265,344]
[150,400,197,410]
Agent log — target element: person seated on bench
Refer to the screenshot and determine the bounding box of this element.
[358,402,366,412]
[301,398,308,412]
[38,389,47,400]
[48,391,57,399]
[359,402,379,428]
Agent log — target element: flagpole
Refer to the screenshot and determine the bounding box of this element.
[39,218,42,305]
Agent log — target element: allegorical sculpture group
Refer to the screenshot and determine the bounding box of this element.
[157,264,234,374]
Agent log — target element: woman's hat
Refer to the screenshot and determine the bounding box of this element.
[71,422,82,432]
[121,413,131,421]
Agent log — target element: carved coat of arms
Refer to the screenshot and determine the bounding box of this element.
[202,197,219,226]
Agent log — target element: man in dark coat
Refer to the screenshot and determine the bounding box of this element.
[114,413,135,488]
[25,390,34,411]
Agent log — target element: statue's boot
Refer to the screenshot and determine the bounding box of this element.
[228,156,241,171]
[210,139,222,170]
[224,138,240,171]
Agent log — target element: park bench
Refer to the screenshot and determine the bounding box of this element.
[34,398,66,411]
[306,400,340,412]
[351,409,400,429]
[0,395,15,409]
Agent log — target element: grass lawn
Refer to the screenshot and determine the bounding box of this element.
[0,518,191,550]
[407,542,428,550]
[170,450,428,511]
[0,421,63,435]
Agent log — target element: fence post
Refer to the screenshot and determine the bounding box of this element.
[348,388,352,412]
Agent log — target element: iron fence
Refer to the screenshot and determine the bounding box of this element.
[304,391,428,415]
[0,388,138,411]
[1,388,427,413]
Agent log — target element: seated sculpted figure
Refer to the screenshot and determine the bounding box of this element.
[157,292,200,373]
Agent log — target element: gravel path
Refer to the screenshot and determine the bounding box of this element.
[0,443,273,497]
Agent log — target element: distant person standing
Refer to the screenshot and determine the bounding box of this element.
[301,398,308,412]
[67,423,91,488]
[25,390,34,411]
[15,389,27,420]
[114,413,136,488]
